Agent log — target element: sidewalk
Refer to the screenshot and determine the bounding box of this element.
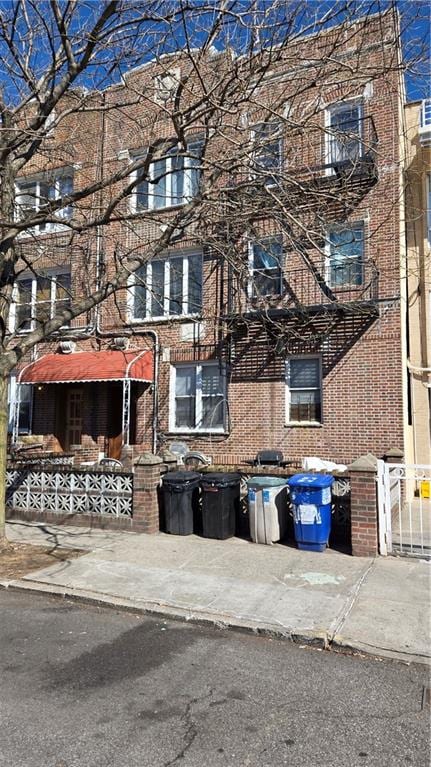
[3,520,431,665]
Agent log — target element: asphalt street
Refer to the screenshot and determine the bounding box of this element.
[0,589,429,767]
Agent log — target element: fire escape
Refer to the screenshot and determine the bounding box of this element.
[210,115,384,377]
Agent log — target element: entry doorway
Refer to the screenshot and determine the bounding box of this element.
[65,388,83,449]
[107,384,123,460]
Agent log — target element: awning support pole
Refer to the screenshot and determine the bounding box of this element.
[122,378,131,446]
[12,382,22,444]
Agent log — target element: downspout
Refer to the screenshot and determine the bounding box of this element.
[94,91,106,334]
[93,92,159,453]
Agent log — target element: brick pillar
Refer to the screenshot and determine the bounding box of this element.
[348,454,379,557]
[160,450,178,472]
[133,453,162,534]
[120,445,135,471]
[383,447,404,464]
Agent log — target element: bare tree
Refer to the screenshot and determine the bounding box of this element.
[0,0,427,538]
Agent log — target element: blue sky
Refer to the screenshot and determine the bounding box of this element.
[0,1,428,104]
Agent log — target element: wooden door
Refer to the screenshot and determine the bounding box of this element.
[107,384,123,460]
[65,388,83,449]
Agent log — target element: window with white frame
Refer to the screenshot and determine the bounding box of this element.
[15,170,73,233]
[249,235,283,297]
[134,141,202,211]
[326,101,363,168]
[7,376,33,435]
[286,357,322,424]
[251,122,282,184]
[327,223,364,287]
[132,252,202,320]
[170,362,225,432]
[12,270,71,332]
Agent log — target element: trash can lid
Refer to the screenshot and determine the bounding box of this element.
[162,471,201,485]
[247,476,286,488]
[287,473,334,489]
[201,472,241,487]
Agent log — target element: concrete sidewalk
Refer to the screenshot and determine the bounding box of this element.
[3,520,431,664]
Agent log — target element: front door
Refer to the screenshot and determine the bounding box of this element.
[107,384,123,460]
[65,388,83,449]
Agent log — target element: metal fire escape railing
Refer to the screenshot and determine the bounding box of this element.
[225,259,379,320]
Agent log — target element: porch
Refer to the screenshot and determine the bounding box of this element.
[12,349,154,463]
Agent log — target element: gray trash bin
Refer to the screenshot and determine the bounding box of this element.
[247,476,288,544]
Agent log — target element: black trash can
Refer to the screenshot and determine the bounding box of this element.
[161,471,201,535]
[201,473,241,540]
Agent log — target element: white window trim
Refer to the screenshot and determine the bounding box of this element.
[285,355,322,426]
[128,251,203,322]
[324,221,365,289]
[9,268,71,333]
[131,142,202,213]
[8,374,33,436]
[324,98,364,177]
[247,235,283,300]
[15,169,73,236]
[169,361,227,434]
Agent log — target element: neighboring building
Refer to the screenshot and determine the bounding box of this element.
[403,99,431,465]
[9,10,409,466]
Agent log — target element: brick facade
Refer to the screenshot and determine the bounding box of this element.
[11,11,405,471]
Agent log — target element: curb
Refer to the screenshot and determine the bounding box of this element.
[2,577,428,666]
[0,578,329,648]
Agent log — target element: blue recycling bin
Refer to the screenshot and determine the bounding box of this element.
[287,473,334,552]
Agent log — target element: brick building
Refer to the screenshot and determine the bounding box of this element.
[9,10,408,467]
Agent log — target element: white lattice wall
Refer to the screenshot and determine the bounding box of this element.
[6,467,133,518]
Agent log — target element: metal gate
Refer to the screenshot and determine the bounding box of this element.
[377,460,431,558]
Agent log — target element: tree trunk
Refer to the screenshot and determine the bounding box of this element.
[0,374,8,539]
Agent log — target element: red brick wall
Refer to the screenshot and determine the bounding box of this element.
[13,11,405,467]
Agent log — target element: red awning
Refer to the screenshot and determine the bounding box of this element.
[19,350,153,384]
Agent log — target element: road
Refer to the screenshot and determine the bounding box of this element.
[0,589,429,767]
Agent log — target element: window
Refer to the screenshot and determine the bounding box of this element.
[170,363,225,432]
[327,101,363,169]
[328,224,364,287]
[132,252,202,320]
[12,271,71,332]
[286,357,322,424]
[8,377,33,435]
[249,236,283,297]
[134,141,202,211]
[15,171,73,233]
[252,122,282,184]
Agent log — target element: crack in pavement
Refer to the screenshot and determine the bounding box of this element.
[328,559,376,640]
[163,688,214,766]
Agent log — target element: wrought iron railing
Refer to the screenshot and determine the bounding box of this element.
[242,259,379,313]
[223,116,378,195]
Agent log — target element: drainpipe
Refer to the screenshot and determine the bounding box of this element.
[94,91,106,335]
[93,93,160,452]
